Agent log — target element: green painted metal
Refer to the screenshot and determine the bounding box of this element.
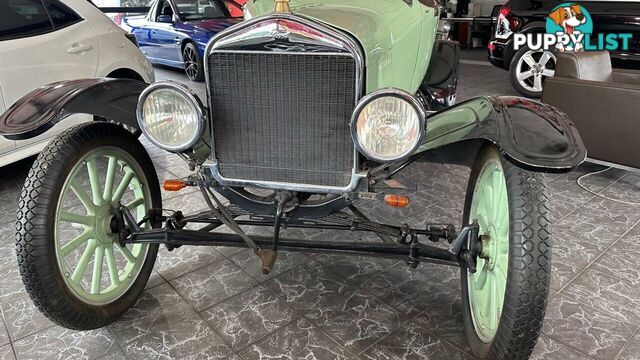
[245,0,438,94]
[54,148,151,305]
[414,97,493,154]
[467,157,510,342]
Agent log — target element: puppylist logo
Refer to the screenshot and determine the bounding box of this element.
[514,3,633,52]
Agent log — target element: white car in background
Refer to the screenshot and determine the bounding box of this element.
[0,0,155,167]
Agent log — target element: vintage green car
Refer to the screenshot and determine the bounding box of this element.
[0,0,585,358]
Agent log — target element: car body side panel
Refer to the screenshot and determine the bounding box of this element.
[0,85,16,156]
[245,0,438,94]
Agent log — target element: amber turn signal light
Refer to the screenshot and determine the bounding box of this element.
[384,194,410,208]
[163,180,187,192]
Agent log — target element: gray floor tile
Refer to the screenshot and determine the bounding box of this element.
[200,285,294,351]
[551,229,605,291]
[159,162,197,180]
[362,262,460,318]
[600,171,640,204]
[421,200,465,227]
[170,258,259,311]
[0,246,16,275]
[119,314,238,360]
[530,335,591,360]
[0,266,25,304]
[315,253,399,286]
[305,288,405,354]
[554,210,623,256]
[154,245,225,281]
[412,295,469,352]
[591,234,640,286]
[162,191,208,215]
[144,269,166,290]
[559,197,640,238]
[360,321,470,360]
[95,348,128,360]
[542,295,635,360]
[0,345,15,360]
[13,326,116,360]
[239,317,352,359]
[561,268,640,324]
[107,283,195,346]
[0,293,54,342]
[264,261,350,311]
[617,331,640,360]
[547,164,624,223]
[0,320,8,348]
[226,249,308,282]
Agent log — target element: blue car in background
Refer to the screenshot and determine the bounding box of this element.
[122,0,242,81]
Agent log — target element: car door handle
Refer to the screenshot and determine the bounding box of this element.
[66,43,93,54]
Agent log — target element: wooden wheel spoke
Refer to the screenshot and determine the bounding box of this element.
[125,197,145,211]
[60,229,93,257]
[103,156,118,202]
[70,180,95,211]
[105,246,120,287]
[91,246,105,294]
[59,212,93,226]
[475,262,489,291]
[487,279,498,329]
[492,171,503,221]
[116,244,137,264]
[86,159,103,206]
[112,170,135,204]
[71,240,97,283]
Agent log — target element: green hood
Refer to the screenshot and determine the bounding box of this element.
[245,0,439,94]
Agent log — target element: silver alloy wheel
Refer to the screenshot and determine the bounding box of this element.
[515,50,556,93]
[183,45,198,80]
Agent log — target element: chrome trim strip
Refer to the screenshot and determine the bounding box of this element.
[136,81,206,153]
[209,164,369,194]
[203,13,366,194]
[209,50,352,57]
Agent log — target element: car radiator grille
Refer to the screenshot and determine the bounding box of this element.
[208,52,357,188]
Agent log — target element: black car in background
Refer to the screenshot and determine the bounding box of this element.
[488,0,640,97]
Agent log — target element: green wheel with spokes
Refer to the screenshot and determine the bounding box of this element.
[16,122,161,330]
[461,145,551,360]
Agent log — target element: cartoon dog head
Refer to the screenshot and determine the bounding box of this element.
[549,5,586,34]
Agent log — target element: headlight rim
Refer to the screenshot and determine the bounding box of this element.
[136,80,206,153]
[350,88,427,163]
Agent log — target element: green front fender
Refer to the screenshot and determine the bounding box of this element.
[415,96,586,172]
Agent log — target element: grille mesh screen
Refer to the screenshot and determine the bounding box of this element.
[208,52,357,187]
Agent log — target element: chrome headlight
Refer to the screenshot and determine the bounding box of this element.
[136,82,205,152]
[351,89,426,162]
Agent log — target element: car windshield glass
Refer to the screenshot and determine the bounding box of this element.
[175,0,226,20]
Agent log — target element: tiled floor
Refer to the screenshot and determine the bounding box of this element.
[0,63,639,360]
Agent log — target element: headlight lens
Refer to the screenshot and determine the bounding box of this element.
[136,82,204,152]
[351,90,426,162]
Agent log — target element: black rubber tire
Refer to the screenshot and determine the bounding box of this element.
[461,145,551,360]
[15,122,161,330]
[183,42,204,82]
[509,46,554,99]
